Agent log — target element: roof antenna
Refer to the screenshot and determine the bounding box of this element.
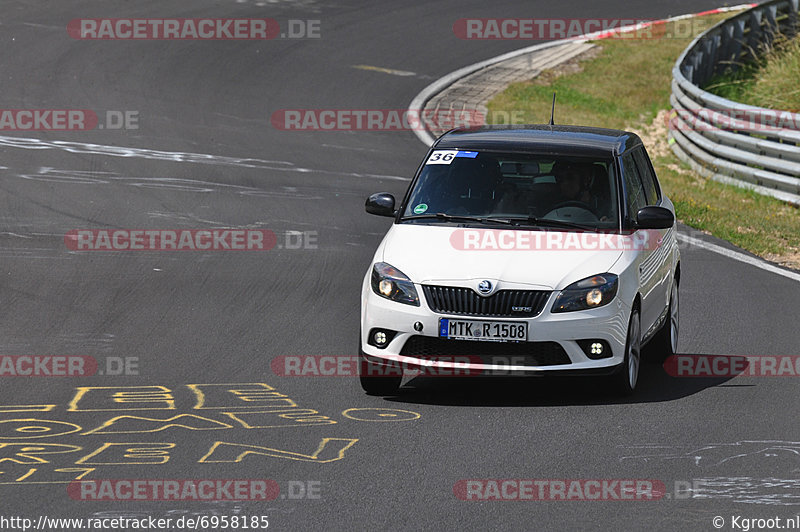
[548,92,556,126]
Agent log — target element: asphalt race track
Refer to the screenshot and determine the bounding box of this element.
[1,1,799,530]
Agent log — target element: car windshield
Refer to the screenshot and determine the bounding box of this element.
[401,150,619,229]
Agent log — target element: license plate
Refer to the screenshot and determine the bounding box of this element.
[438,318,527,342]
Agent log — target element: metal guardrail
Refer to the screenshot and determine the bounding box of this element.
[669,0,800,205]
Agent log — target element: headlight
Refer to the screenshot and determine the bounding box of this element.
[552,273,618,313]
[371,262,420,306]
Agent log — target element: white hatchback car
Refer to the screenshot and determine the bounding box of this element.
[360,125,680,396]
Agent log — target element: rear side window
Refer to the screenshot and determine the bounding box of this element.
[621,153,646,217]
[632,147,660,205]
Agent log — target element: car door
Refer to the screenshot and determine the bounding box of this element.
[621,151,660,335]
[632,147,673,336]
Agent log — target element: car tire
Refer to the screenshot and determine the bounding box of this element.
[610,308,641,396]
[359,352,402,395]
[646,280,679,362]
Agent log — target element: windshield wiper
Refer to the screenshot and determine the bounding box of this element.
[503,216,596,231]
[400,213,515,225]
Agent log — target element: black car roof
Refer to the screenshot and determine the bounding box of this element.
[433,125,643,157]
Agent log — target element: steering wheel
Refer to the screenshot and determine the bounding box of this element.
[546,200,600,219]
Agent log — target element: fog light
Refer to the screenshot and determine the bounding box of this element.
[414,321,424,332]
[367,329,397,349]
[577,339,612,360]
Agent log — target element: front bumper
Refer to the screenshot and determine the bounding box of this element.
[360,275,630,376]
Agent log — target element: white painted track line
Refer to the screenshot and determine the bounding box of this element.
[678,233,800,283]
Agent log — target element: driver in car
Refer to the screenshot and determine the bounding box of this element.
[554,162,593,205]
[552,161,610,221]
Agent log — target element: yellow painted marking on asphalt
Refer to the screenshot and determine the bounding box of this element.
[68,386,175,411]
[0,467,96,484]
[81,414,233,435]
[352,64,416,77]
[341,408,421,422]
[56,467,95,479]
[198,438,358,464]
[75,443,175,465]
[14,467,36,482]
[188,383,294,410]
[0,419,82,439]
[0,382,379,486]
[223,409,336,429]
[0,405,56,413]
[0,481,74,484]
[0,443,83,464]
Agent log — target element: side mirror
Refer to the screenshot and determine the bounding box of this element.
[365,193,396,217]
[636,205,674,230]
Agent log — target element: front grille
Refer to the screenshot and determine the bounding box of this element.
[422,285,550,317]
[400,336,570,366]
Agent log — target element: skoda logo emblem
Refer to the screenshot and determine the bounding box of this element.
[477,280,493,295]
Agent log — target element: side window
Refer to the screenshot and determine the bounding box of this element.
[621,153,647,217]
[632,147,660,205]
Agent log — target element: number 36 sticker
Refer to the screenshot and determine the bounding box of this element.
[426,150,458,165]
[426,150,479,165]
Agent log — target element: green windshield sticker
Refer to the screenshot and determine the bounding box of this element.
[413,203,428,214]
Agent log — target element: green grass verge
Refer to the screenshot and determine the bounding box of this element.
[487,14,800,266]
[705,35,800,111]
